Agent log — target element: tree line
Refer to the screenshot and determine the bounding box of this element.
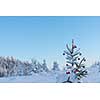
[0,56,60,77]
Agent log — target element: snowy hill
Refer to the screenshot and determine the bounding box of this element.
[82,64,100,83]
[0,56,69,83]
[0,73,55,83]
[0,65,98,83]
[0,71,67,83]
[0,65,100,83]
[0,62,99,83]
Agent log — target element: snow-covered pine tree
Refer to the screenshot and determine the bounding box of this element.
[37,62,43,73]
[52,61,60,71]
[23,61,32,76]
[16,59,24,76]
[31,59,40,73]
[94,61,100,72]
[8,56,16,76]
[63,39,88,83]
[42,60,49,72]
[97,62,100,72]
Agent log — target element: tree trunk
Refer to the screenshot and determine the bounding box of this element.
[62,76,73,83]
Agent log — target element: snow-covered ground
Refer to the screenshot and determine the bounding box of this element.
[82,65,100,83]
[0,71,67,83]
[0,65,100,83]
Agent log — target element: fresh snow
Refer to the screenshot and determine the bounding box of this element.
[82,65,100,83]
[0,65,100,83]
[0,71,67,83]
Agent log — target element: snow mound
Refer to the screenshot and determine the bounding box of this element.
[0,71,66,83]
[82,65,100,83]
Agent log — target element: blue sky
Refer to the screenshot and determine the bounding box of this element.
[0,16,100,68]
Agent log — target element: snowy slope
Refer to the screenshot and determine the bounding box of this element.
[0,65,100,83]
[81,65,100,83]
[0,73,55,83]
[0,71,67,83]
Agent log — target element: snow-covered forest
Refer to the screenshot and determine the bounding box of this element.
[0,56,64,83]
[0,40,99,83]
[0,56,99,83]
[0,56,59,77]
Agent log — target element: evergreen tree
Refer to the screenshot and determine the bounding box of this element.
[63,39,88,83]
[52,61,60,71]
[16,60,24,76]
[31,59,40,73]
[23,61,32,76]
[93,61,100,72]
[42,60,49,72]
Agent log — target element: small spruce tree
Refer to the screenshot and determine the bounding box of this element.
[41,60,49,72]
[52,61,60,71]
[63,39,88,83]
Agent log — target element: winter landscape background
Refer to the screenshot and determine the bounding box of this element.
[0,16,100,83]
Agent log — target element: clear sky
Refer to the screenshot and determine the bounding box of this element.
[0,16,100,68]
